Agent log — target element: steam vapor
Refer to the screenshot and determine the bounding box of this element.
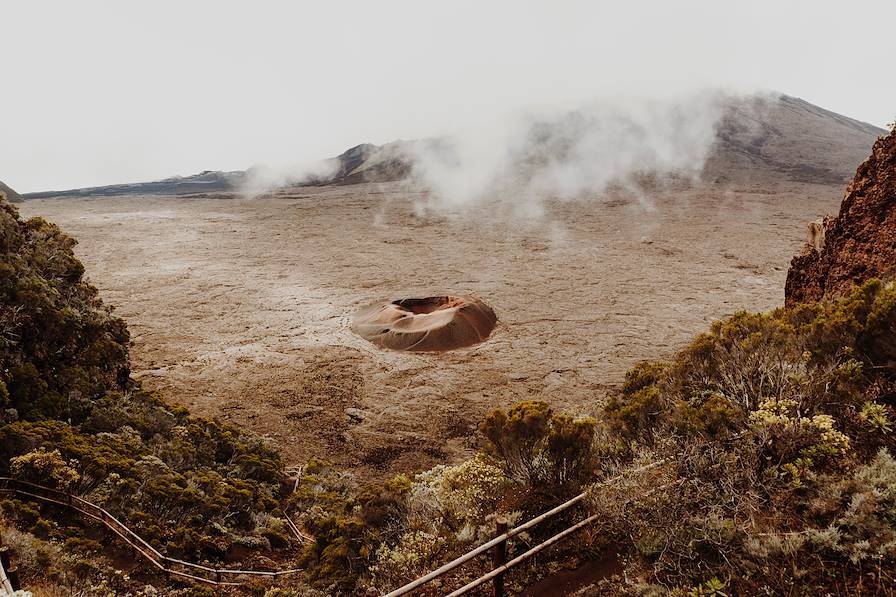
[244,89,744,213]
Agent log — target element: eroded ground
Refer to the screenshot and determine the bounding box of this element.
[20,181,843,478]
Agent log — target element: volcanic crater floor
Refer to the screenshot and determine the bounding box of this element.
[20,180,843,478]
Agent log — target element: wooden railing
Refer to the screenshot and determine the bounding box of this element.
[0,552,14,596]
[384,459,668,597]
[0,477,303,587]
[3,457,671,594]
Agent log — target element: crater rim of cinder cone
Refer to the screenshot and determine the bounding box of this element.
[351,295,497,352]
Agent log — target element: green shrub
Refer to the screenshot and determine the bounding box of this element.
[28,517,53,538]
[10,447,80,489]
[262,528,292,549]
[184,586,217,597]
[480,400,596,496]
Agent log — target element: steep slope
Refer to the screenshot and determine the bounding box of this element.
[785,125,896,306]
[0,201,131,419]
[703,94,885,184]
[0,180,22,203]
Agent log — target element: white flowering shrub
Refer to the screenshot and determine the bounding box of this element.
[364,454,511,591]
[416,453,511,522]
[368,529,448,588]
[750,397,850,456]
[9,448,80,490]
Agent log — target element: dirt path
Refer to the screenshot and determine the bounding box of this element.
[20,180,842,478]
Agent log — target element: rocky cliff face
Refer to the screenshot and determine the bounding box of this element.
[0,180,22,203]
[785,126,896,307]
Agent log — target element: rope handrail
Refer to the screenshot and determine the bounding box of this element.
[383,458,667,597]
[0,476,303,586]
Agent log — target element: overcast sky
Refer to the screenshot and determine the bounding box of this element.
[3,1,894,193]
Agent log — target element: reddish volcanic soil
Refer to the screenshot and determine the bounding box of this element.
[352,295,497,352]
[20,180,844,478]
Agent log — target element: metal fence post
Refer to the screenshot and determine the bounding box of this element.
[492,517,508,597]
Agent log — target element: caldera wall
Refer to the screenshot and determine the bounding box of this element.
[785,127,896,307]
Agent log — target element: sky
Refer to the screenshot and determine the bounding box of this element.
[2,1,894,193]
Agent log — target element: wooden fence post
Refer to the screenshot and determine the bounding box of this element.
[0,545,10,570]
[492,517,509,597]
[7,566,20,591]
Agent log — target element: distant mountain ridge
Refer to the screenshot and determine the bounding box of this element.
[702,94,886,184]
[0,180,22,203]
[22,93,886,199]
[24,170,245,200]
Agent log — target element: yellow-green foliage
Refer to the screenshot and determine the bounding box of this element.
[368,529,448,589]
[291,463,411,594]
[604,361,669,444]
[595,280,896,594]
[860,400,894,433]
[607,280,896,454]
[480,400,596,496]
[9,447,80,490]
[413,453,511,524]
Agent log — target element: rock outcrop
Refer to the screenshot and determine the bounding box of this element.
[0,180,22,203]
[785,126,896,306]
[305,141,416,186]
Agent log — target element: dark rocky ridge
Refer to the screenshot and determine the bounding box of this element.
[301,141,416,186]
[785,125,896,306]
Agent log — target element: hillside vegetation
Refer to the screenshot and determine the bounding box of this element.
[0,200,299,594]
